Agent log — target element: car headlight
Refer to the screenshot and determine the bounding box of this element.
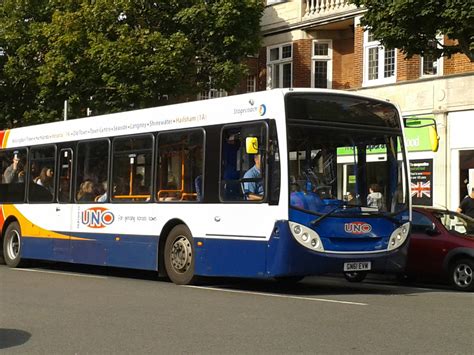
[387,222,410,251]
[289,222,324,252]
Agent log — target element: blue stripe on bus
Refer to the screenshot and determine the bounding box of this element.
[21,233,159,271]
[194,237,268,277]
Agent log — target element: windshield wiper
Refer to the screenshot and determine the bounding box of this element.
[310,204,405,226]
[310,203,364,226]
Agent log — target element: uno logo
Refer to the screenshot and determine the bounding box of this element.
[81,207,115,229]
[344,222,372,234]
[258,104,266,116]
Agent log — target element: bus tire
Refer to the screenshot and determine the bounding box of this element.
[164,225,196,285]
[3,222,24,268]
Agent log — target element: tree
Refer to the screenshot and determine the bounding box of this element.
[0,0,264,127]
[352,0,474,62]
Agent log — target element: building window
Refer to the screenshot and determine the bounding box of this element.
[247,75,257,92]
[421,37,443,77]
[267,43,292,89]
[198,88,227,100]
[197,77,228,100]
[312,40,332,89]
[363,30,396,86]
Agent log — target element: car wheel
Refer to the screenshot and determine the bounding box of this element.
[164,225,196,285]
[344,271,367,282]
[3,222,24,268]
[450,259,474,292]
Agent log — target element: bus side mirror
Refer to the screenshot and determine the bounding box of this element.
[246,137,259,154]
[404,117,439,152]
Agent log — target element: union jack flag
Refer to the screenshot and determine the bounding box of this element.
[411,181,431,198]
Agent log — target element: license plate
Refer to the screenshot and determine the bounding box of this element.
[344,261,371,272]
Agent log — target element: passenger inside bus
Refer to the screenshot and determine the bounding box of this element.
[96,181,108,202]
[367,183,385,210]
[77,180,95,202]
[2,155,25,184]
[35,167,54,194]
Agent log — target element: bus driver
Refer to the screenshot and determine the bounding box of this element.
[243,153,263,201]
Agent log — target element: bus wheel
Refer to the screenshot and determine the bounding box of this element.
[164,225,196,285]
[3,222,24,268]
[344,271,367,283]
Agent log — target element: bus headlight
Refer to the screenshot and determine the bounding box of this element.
[289,222,324,252]
[387,222,410,251]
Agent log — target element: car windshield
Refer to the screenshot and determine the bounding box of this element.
[434,211,474,236]
[287,125,408,216]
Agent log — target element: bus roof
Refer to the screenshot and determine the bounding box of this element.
[0,88,395,149]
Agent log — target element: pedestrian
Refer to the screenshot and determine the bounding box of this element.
[457,187,474,218]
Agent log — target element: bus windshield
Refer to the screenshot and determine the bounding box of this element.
[287,98,408,218]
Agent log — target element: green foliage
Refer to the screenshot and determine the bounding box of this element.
[352,0,474,62]
[0,0,264,127]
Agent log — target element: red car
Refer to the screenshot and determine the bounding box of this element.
[404,207,474,291]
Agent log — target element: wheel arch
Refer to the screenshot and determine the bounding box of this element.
[157,218,188,277]
[443,248,474,273]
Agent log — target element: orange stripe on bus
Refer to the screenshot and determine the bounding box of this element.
[1,130,10,148]
[2,205,92,241]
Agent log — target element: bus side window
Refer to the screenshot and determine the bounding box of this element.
[111,134,154,202]
[0,149,27,203]
[28,145,56,203]
[220,123,267,202]
[75,139,110,203]
[156,129,204,202]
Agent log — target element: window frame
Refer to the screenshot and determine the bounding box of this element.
[111,133,155,204]
[155,128,206,203]
[267,43,293,89]
[27,144,57,204]
[421,35,444,77]
[363,30,397,87]
[74,138,111,204]
[0,148,28,204]
[57,147,74,204]
[218,120,269,203]
[246,75,257,93]
[311,39,333,89]
[412,211,436,233]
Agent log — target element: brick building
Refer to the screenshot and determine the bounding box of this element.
[231,0,474,211]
